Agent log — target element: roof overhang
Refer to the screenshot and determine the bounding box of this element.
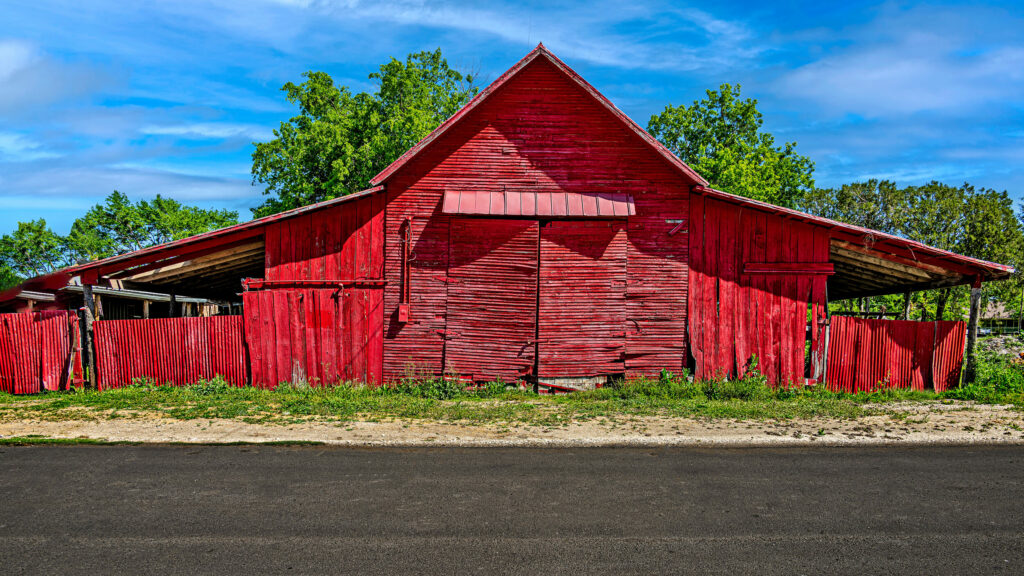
[0,187,385,305]
[691,185,1014,299]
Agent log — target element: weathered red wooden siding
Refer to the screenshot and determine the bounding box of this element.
[0,311,82,394]
[538,220,627,378]
[825,316,965,392]
[382,56,693,381]
[689,196,830,384]
[264,193,385,282]
[243,288,383,387]
[94,316,245,389]
[445,218,538,381]
[251,192,385,386]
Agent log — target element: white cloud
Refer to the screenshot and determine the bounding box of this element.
[140,123,275,141]
[775,7,1024,117]
[258,0,763,72]
[0,38,111,115]
[0,132,59,161]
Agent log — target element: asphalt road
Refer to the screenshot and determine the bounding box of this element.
[1,445,1022,575]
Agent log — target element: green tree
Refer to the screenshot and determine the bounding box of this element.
[0,219,68,280]
[648,83,815,207]
[798,180,902,234]
[0,265,20,291]
[252,48,477,217]
[66,191,238,262]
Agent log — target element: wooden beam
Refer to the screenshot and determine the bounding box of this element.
[830,235,983,277]
[81,284,98,390]
[743,262,834,275]
[123,244,263,283]
[964,277,983,383]
[108,239,264,279]
[830,247,935,281]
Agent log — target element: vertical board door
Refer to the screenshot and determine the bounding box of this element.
[538,220,627,378]
[243,288,384,388]
[444,218,539,382]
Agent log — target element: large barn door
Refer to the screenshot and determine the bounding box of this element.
[444,218,539,382]
[538,220,627,383]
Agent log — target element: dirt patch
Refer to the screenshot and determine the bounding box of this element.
[1,401,1022,446]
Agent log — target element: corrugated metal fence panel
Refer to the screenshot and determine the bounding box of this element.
[243,288,384,388]
[933,320,967,392]
[0,311,81,394]
[95,316,245,389]
[825,317,966,392]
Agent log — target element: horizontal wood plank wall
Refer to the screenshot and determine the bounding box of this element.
[264,193,385,282]
[243,288,384,387]
[539,220,627,378]
[0,311,82,394]
[689,196,830,385]
[445,218,538,381]
[383,56,696,381]
[94,316,245,389]
[825,316,966,392]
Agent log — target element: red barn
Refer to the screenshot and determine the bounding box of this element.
[0,45,1012,392]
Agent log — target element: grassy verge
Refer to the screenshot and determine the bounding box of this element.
[1,355,1021,427]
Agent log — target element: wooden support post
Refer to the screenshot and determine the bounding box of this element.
[142,300,150,319]
[902,292,911,320]
[81,283,98,390]
[964,277,983,384]
[169,294,177,317]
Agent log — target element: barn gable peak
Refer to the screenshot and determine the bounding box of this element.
[369,44,708,187]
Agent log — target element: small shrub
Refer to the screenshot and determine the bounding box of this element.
[187,376,234,396]
[944,353,1024,404]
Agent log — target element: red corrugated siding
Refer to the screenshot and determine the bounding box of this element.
[538,220,627,378]
[243,288,383,387]
[689,196,830,385]
[94,316,246,389]
[445,218,538,382]
[824,316,966,392]
[264,193,385,282]
[383,56,691,381]
[0,311,82,394]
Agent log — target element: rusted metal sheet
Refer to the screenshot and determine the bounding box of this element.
[243,288,383,387]
[444,218,538,382]
[442,190,634,218]
[689,197,830,385]
[825,316,965,392]
[538,220,627,379]
[94,316,246,389]
[0,311,82,394]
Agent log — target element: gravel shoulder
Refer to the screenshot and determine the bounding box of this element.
[1,401,1022,446]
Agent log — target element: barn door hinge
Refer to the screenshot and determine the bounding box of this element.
[665,219,687,236]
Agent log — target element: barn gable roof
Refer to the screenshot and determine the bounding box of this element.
[369,43,709,188]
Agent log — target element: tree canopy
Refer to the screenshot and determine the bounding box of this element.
[251,48,478,217]
[0,192,238,290]
[648,83,815,208]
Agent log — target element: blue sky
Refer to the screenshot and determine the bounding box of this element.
[2,0,1023,234]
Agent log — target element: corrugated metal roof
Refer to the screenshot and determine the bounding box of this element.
[442,190,635,218]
